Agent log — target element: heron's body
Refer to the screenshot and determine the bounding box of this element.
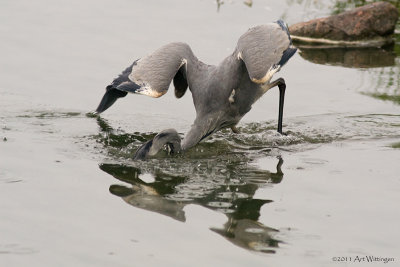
[95,20,297,159]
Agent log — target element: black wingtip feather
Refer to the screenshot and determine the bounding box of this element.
[278,47,297,67]
[276,19,295,45]
[95,88,128,113]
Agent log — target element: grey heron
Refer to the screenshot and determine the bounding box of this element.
[95,20,297,160]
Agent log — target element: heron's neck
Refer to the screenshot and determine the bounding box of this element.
[214,49,245,89]
[220,49,243,74]
[185,51,214,90]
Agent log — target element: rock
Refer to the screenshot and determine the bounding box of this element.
[289,1,399,47]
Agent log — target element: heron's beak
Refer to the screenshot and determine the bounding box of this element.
[277,83,286,134]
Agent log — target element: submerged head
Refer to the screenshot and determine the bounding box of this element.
[133,129,182,160]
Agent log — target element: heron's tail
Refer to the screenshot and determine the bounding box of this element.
[133,129,182,160]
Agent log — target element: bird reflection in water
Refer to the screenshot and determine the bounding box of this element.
[100,157,283,254]
[93,115,286,253]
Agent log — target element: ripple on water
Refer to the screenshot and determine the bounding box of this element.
[6,110,399,164]
[86,112,400,223]
[217,192,250,200]
[17,110,82,119]
[0,244,37,255]
[86,113,400,192]
[207,201,234,208]
[391,141,400,149]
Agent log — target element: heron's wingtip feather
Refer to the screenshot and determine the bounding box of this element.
[278,47,297,67]
[276,19,293,44]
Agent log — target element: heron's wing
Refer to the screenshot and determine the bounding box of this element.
[127,42,191,98]
[237,21,296,84]
[95,43,192,113]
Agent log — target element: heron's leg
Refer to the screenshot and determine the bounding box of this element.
[268,78,285,89]
[269,78,286,134]
[277,81,286,134]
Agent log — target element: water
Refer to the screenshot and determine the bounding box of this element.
[1,0,400,266]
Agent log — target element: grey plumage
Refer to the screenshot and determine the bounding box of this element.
[237,23,289,83]
[95,20,297,159]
